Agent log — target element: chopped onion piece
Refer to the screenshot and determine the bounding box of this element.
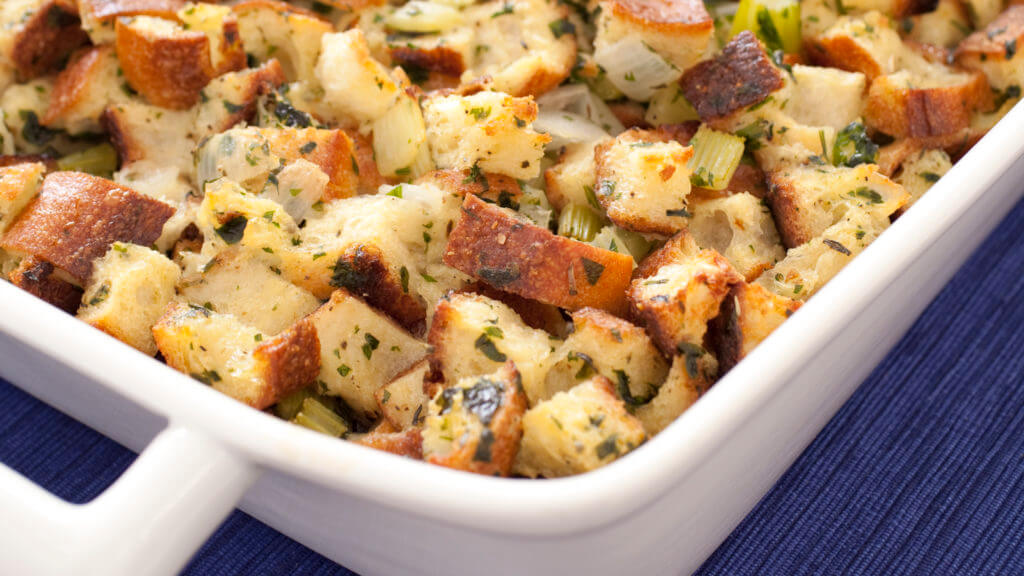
[594,38,681,102]
[386,1,464,34]
[537,84,624,135]
[645,85,700,126]
[372,94,427,177]
[534,110,608,150]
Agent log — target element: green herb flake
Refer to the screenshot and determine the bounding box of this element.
[474,333,507,362]
[337,364,351,377]
[362,333,380,360]
[595,434,619,459]
[215,215,248,244]
[400,266,410,293]
[581,258,605,285]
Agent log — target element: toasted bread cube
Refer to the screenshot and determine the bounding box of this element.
[594,0,713,71]
[103,101,196,169]
[545,308,670,405]
[308,289,431,420]
[234,0,333,84]
[1,172,174,285]
[193,59,286,134]
[459,0,576,97]
[354,427,423,459]
[680,31,785,124]
[894,148,952,207]
[0,161,44,233]
[543,140,604,211]
[415,169,525,207]
[514,376,646,478]
[766,162,909,248]
[177,248,319,336]
[422,91,549,179]
[904,0,971,49]
[115,15,217,110]
[176,2,246,75]
[315,29,401,124]
[444,194,635,315]
[593,129,693,236]
[428,292,555,404]
[634,350,717,436]
[77,243,180,355]
[376,360,430,430]
[806,12,905,81]
[43,45,124,134]
[77,0,185,43]
[955,6,1024,91]
[0,78,59,154]
[195,177,299,259]
[964,0,1003,27]
[5,0,89,80]
[864,67,989,141]
[706,281,801,374]
[758,207,889,300]
[153,302,321,409]
[688,192,786,282]
[423,362,528,476]
[460,281,569,337]
[7,256,83,313]
[627,232,743,356]
[787,65,867,130]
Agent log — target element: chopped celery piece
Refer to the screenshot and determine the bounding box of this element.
[645,85,700,126]
[292,397,349,437]
[731,0,801,54]
[591,225,653,262]
[688,125,745,190]
[57,143,118,177]
[557,203,603,242]
[274,387,314,420]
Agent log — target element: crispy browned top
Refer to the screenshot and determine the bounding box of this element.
[444,195,634,315]
[115,20,214,110]
[10,0,89,80]
[78,0,184,20]
[356,428,424,459]
[45,46,113,126]
[389,45,466,77]
[607,0,713,31]
[1,172,174,284]
[252,317,321,409]
[416,169,524,206]
[957,5,1024,58]
[680,31,784,121]
[8,256,83,314]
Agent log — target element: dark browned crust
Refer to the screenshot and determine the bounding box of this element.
[252,317,321,410]
[607,0,713,32]
[0,155,57,170]
[444,195,634,316]
[344,130,388,195]
[607,101,649,130]
[426,362,527,477]
[78,0,184,22]
[101,108,139,164]
[680,31,784,122]
[332,245,426,334]
[1,172,174,285]
[806,35,885,81]
[10,0,89,80]
[115,18,214,110]
[415,169,524,206]
[8,256,83,314]
[389,45,466,77]
[864,71,989,140]
[764,170,811,249]
[259,127,361,200]
[634,229,697,278]
[460,282,568,336]
[356,428,423,459]
[170,222,203,263]
[706,282,801,374]
[217,17,247,75]
[44,46,113,127]
[956,6,1024,62]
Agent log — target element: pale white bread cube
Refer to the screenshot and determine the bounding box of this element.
[544,308,669,406]
[422,91,549,179]
[43,45,124,135]
[786,65,866,130]
[758,207,889,300]
[955,6,1024,91]
[195,177,300,260]
[807,12,906,81]
[234,0,333,83]
[894,148,952,208]
[634,350,717,436]
[427,291,556,406]
[77,243,180,356]
[543,139,604,211]
[315,29,401,124]
[766,162,908,249]
[514,376,646,478]
[308,289,431,420]
[152,301,321,409]
[376,359,430,430]
[904,0,971,49]
[593,128,693,236]
[177,247,320,336]
[706,281,802,374]
[423,362,528,477]
[688,192,786,282]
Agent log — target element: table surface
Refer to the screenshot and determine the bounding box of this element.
[1,197,1021,576]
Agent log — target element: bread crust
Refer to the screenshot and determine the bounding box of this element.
[10,0,90,80]
[115,17,215,109]
[8,256,83,314]
[680,31,785,122]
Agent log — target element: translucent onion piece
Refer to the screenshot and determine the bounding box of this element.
[594,38,681,102]
[386,1,464,33]
[534,110,608,150]
[372,94,427,177]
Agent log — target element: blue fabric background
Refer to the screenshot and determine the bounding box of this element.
[1,198,1021,575]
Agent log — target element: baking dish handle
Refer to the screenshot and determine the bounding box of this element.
[0,424,256,576]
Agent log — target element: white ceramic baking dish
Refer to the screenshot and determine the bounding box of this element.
[0,101,1022,576]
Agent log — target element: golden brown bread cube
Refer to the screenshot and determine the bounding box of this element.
[415,169,525,207]
[706,282,802,374]
[423,362,528,477]
[444,194,635,316]
[0,162,45,233]
[1,171,174,285]
[679,31,785,124]
[376,360,430,430]
[152,302,321,409]
[688,192,786,282]
[634,350,717,436]
[595,0,714,71]
[955,5,1024,91]
[627,232,743,357]
[514,375,646,478]
[233,0,334,83]
[355,427,423,459]
[78,0,185,42]
[43,45,122,134]
[8,0,89,80]
[805,12,904,81]
[863,68,990,142]
[7,256,83,314]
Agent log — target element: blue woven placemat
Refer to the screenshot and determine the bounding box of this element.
[1,197,1021,575]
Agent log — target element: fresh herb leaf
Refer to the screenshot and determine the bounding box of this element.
[215,215,248,244]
